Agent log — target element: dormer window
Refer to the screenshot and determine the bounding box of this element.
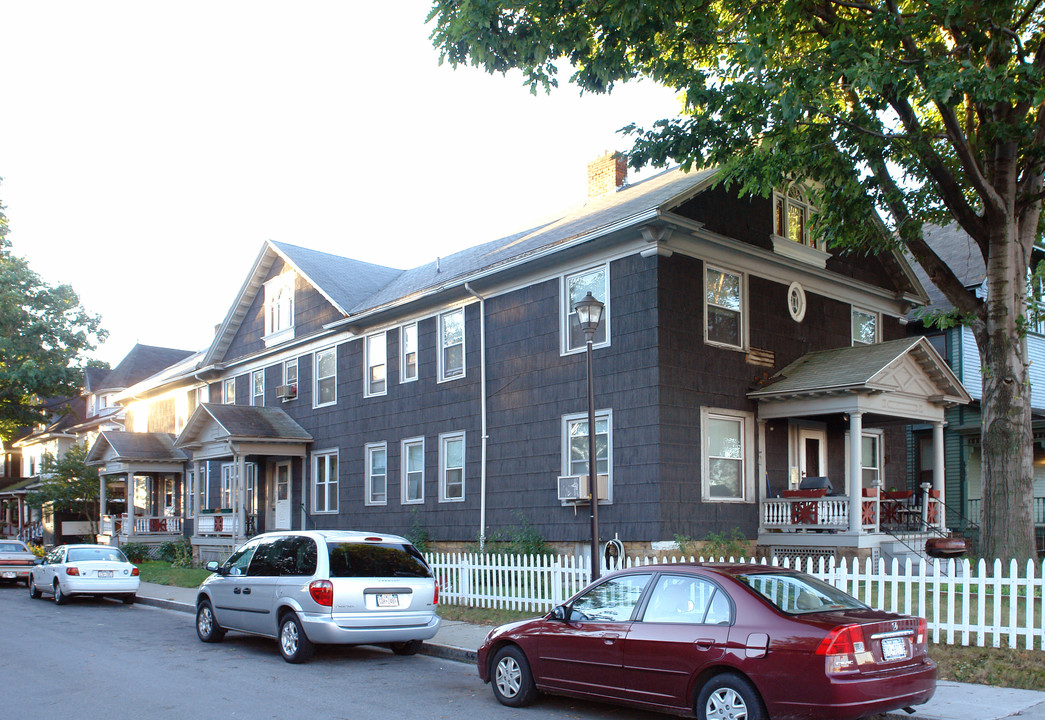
[771,186,829,268]
[263,273,295,347]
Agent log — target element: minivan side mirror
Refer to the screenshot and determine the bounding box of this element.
[205,561,222,573]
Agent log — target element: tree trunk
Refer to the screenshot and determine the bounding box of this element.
[975,222,1037,563]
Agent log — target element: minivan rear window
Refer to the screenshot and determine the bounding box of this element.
[326,542,431,578]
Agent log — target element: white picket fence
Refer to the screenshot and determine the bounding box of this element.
[425,552,1045,649]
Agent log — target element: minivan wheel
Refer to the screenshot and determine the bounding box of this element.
[278,613,315,664]
[490,645,538,708]
[391,639,423,656]
[696,673,765,720]
[196,601,226,643]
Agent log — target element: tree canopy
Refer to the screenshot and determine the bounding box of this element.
[430,0,1045,560]
[26,444,108,539]
[0,188,107,440]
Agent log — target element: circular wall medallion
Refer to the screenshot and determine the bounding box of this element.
[787,282,807,322]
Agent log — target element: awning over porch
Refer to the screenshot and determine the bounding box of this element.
[748,336,971,537]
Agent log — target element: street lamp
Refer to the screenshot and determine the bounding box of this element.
[574,291,605,580]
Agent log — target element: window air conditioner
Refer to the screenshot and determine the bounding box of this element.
[275,384,297,400]
[557,474,609,502]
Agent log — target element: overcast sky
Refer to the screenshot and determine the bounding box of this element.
[0,1,680,367]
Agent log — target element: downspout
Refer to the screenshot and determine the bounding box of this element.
[464,283,489,552]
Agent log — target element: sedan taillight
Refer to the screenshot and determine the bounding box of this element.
[309,579,333,607]
[131,567,140,577]
[65,567,80,576]
[816,624,862,674]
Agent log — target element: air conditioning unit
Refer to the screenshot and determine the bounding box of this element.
[557,474,609,502]
[275,384,297,400]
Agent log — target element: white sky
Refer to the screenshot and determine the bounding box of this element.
[0,1,681,367]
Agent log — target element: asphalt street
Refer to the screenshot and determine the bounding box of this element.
[0,586,664,720]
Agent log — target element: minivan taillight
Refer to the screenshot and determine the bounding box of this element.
[309,579,333,607]
[434,581,439,606]
[816,624,862,674]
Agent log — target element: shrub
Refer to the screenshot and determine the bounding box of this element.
[700,528,751,560]
[157,538,193,567]
[482,513,552,556]
[27,543,47,558]
[404,509,430,554]
[120,542,152,563]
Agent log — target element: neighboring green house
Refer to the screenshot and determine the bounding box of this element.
[906,223,1045,552]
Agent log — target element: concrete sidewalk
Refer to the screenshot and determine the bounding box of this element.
[135,582,1045,720]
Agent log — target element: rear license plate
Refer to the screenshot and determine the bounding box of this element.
[881,637,908,661]
[98,570,113,578]
[376,593,399,608]
[1,571,15,579]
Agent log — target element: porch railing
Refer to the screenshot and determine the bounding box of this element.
[761,491,943,533]
[966,497,1045,526]
[196,510,241,536]
[102,514,183,536]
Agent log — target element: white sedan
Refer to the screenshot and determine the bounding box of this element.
[29,544,140,605]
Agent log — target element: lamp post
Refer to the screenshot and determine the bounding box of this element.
[574,291,605,580]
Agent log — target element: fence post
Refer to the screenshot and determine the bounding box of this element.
[552,556,563,606]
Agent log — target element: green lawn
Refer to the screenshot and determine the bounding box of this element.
[136,561,211,588]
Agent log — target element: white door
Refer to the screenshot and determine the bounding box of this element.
[798,428,828,482]
[274,462,291,530]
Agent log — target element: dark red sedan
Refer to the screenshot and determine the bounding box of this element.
[476,563,935,720]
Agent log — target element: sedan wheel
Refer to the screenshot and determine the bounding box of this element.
[278,614,315,664]
[490,646,538,708]
[697,673,764,720]
[53,581,68,606]
[28,575,41,599]
[196,601,226,643]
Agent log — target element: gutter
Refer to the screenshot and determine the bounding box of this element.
[464,282,489,552]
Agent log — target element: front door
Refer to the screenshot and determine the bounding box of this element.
[798,428,827,482]
[274,462,291,530]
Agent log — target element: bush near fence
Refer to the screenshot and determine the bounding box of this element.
[424,552,1045,650]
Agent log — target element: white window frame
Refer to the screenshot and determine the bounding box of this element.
[365,442,388,506]
[704,265,747,351]
[365,332,388,397]
[561,264,611,355]
[251,369,265,407]
[401,437,425,505]
[700,407,756,503]
[223,378,236,405]
[196,385,209,406]
[400,322,418,383]
[562,409,614,503]
[313,347,337,408]
[851,306,880,346]
[312,449,339,514]
[438,308,466,382]
[439,431,466,502]
[843,428,885,495]
[772,187,820,248]
[283,358,298,397]
[263,273,295,347]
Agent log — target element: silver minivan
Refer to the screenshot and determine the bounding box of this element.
[195,530,440,663]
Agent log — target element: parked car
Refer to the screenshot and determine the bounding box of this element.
[477,563,936,720]
[195,530,440,663]
[0,539,38,585]
[28,544,140,605]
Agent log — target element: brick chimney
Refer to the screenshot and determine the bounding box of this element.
[587,152,627,198]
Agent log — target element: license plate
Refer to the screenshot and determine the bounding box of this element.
[1,571,15,579]
[98,570,113,578]
[376,593,399,608]
[881,636,908,661]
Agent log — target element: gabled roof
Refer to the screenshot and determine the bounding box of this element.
[12,401,83,448]
[749,337,970,404]
[86,431,188,465]
[96,344,196,392]
[906,223,987,317]
[175,404,312,449]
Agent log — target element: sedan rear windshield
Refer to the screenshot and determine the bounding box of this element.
[67,548,129,563]
[0,543,29,553]
[326,542,431,578]
[737,572,867,614]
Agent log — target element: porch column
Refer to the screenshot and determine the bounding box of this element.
[99,474,107,520]
[757,419,767,532]
[195,461,204,514]
[933,420,946,531]
[237,454,247,542]
[126,472,136,537]
[848,412,863,533]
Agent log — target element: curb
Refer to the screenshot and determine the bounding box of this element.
[136,594,477,665]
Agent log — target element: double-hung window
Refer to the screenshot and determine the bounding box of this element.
[401,437,424,504]
[400,323,418,382]
[251,369,265,406]
[705,267,745,349]
[314,348,337,407]
[365,442,387,505]
[563,265,609,352]
[223,378,236,405]
[439,309,465,381]
[773,187,816,247]
[365,332,387,397]
[439,432,465,502]
[563,411,612,501]
[851,307,879,345]
[263,274,295,346]
[312,449,339,513]
[700,407,755,502]
[283,358,298,400]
